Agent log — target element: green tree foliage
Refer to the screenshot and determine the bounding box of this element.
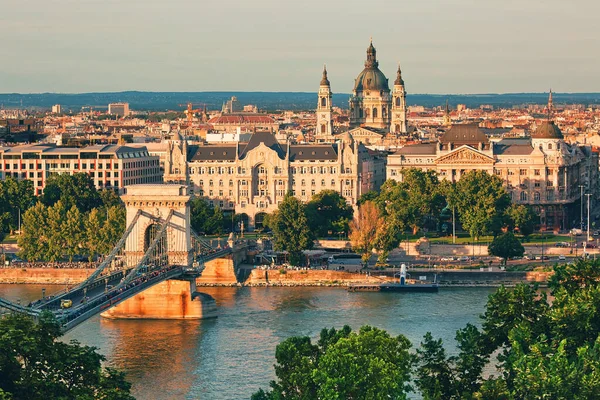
[189,197,225,235]
[396,169,445,235]
[270,193,314,266]
[0,177,35,233]
[42,173,101,213]
[18,198,126,262]
[487,232,525,265]
[451,170,511,240]
[305,190,353,237]
[505,204,537,237]
[252,325,412,400]
[0,312,134,400]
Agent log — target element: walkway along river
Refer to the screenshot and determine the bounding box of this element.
[0,284,495,400]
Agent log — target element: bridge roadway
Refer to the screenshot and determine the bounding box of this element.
[0,247,233,331]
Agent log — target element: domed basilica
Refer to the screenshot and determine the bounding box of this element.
[316,40,408,144]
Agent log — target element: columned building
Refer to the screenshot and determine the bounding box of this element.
[387,122,594,231]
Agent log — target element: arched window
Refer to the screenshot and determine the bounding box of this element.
[395,124,400,133]
[382,107,387,118]
[520,191,527,202]
[395,97,401,107]
[331,179,335,186]
[321,179,325,186]
[301,179,306,186]
[534,192,541,201]
[258,166,266,174]
[219,180,223,187]
[365,108,370,118]
[321,124,327,133]
[229,180,233,187]
[373,108,378,118]
[548,143,553,150]
[311,179,315,186]
[321,97,326,107]
[209,180,214,187]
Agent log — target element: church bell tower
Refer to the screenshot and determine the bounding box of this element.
[391,63,408,134]
[316,65,334,142]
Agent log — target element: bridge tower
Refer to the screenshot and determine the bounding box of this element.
[121,184,192,267]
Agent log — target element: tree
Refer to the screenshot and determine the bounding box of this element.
[0,177,35,233]
[270,194,314,266]
[488,232,525,265]
[505,204,537,238]
[46,201,68,262]
[62,205,84,261]
[17,203,50,261]
[349,201,381,265]
[85,208,104,262]
[253,325,413,400]
[99,189,124,209]
[453,170,511,240]
[397,169,446,234]
[305,190,353,237]
[0,312,134,400]
[42,173,101,213]
[99,206,126,254]
[190,197,224,235]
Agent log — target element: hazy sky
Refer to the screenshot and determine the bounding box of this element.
[2,0,599,94]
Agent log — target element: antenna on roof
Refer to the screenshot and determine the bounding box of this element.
[547,88,553,121]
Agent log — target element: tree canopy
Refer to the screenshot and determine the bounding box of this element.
[270,193,314,266]
[349,201,381,265]
[450,170,511,240]
[42,173,102,213]
[0,177,35,235]
[189,197,225,235]
[0,312,134,400]
[505,204,537,237]
[252,325,412,400]
[305,190,353,237]
[488,232,525,265]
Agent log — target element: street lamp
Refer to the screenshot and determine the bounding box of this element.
[580,185,584,230]
[540,209,545,265]
[586,193,592,242]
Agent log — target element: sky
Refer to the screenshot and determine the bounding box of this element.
[1,0,599,94]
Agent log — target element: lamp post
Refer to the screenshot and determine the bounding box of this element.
[580,185,584,229]
[540,209,545,265]
[586,193,592,242]
[452,206,456,245]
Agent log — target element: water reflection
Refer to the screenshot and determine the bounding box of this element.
[0,284,495,400]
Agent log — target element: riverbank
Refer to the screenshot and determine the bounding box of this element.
[0,267,552,287]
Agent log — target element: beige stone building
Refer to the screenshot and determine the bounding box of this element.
[387,122,597,231]
[164,131,386,229]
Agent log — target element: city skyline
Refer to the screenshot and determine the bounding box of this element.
[2,0,599,94]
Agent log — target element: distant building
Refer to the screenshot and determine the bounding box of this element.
[51,104,61,114]
[0,144,161,195]
[222,96,242,114]
[108,103,130,117]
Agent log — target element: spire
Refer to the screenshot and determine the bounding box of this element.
[320,64,330,86]
[394,63,404,85]
[365,39,378,68]
[547,89,553,120]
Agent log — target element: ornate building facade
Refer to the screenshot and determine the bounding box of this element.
[386,122,596,231]
[164,131,386,229]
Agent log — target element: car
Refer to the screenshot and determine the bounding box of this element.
[571,228,584,236]
[594,231,600,237]
[60,299,73,309]
[458,256,470,262]
[558,255,566,261]
[523,255,532,260]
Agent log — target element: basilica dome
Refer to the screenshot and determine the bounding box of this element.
[353,41,390,93]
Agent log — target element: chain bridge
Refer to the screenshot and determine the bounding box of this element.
[0,184,235,331]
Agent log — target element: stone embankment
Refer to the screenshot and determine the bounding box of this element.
[0,267,552,287]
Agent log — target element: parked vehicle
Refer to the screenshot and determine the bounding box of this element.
[571,228,583,236]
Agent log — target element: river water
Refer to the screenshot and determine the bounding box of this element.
[0,284,495,400]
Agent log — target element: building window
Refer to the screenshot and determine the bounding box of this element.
[321,179,325,186]
[372,107,378,118]
[301,179,306,186]
[520,191,528,202]
[534,169,540,176]
[311,179,315,186]
[534,192,540,201]
[331,179,335,186]
[209,180,214,187]
[520,169,527,175]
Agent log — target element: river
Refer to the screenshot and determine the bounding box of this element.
[0,284,495,399]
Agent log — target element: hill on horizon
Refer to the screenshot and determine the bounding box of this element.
[1,91,600,112]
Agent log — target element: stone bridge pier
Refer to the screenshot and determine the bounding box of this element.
[101,184,225,320]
